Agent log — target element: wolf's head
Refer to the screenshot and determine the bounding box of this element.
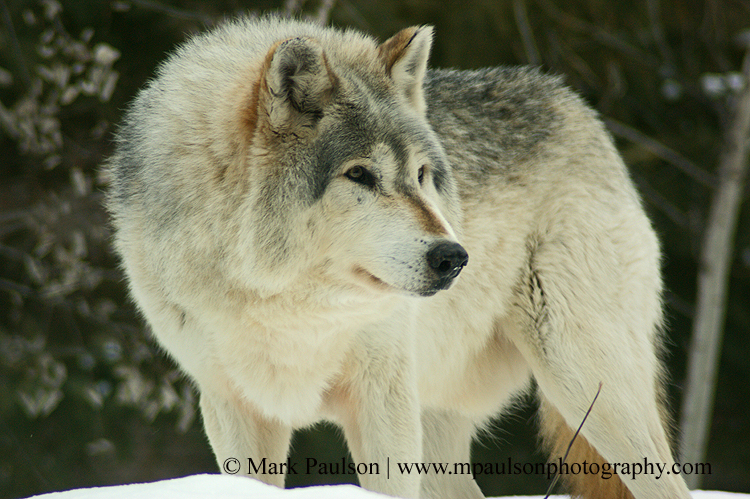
[236,23,467,298]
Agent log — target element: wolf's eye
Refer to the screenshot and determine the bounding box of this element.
[418,166,426,186]
[345,166,376,188]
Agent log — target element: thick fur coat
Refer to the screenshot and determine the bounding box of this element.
[106,16,691,499]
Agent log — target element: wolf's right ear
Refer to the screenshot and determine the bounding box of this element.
[258,36,337,136]
[378,26,433,115]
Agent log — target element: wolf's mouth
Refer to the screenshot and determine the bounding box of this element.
[352,266,392,292]
[417,273,461,297]
[352,265,465,298]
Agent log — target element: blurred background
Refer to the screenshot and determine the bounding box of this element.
[1,0,748,497]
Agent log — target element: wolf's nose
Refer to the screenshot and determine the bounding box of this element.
[426,241,469,279]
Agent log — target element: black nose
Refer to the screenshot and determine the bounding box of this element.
[426,241,468,279]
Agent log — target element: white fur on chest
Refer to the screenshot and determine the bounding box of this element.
[192,287,401,425]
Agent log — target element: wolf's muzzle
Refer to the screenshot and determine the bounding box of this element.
[425,241,469,292]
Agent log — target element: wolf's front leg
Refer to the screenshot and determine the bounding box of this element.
[200,391,292,488]
[420,409,484,499]
[331,319,423,498]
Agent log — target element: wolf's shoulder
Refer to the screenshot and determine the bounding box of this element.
[423,67,576,169]
[424,66,589,124]
[424,66,618,188]
[426,66,566,100]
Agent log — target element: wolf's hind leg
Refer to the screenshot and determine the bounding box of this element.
[538,394,637,499]
[533,372,690,499]
[200,392,292,488]
[505,220,692,498]
[510,262,691,498]
[420,409,484,499]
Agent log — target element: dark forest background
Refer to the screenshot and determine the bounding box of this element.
[1,0,749,497]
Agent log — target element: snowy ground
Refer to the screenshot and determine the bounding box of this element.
[24,474,749,499]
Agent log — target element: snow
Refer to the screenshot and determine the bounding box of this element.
[23,474,750,499]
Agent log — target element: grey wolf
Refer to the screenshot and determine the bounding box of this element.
[106,15,692,499]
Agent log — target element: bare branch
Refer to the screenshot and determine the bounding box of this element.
[127,0,215,24]
[680,47,750,489]
[316,0,337,25]
[0,0,32,88]
[513,0,541,66]
[284,0,307,17]
[664,290,695,319]
[604,117,717,189]
[536,0,659,69]
[631,173,690,228]
[646,0,676,72]
[543,383,602,498]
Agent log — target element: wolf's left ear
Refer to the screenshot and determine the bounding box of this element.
[378,26,433,115]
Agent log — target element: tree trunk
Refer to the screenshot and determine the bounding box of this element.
[679,48,750,489]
